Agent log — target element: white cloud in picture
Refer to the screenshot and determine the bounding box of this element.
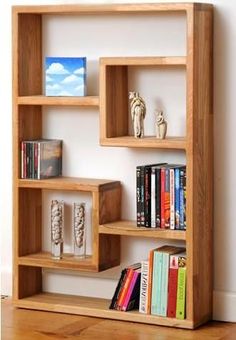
[58,90,72,96]
[74,67,85,75]
[46,83,61,91]
[61,74,83,85]
[46,62,70,75]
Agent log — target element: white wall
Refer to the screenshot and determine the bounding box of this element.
[0,0,236,322]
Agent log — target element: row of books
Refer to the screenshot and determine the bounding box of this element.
[139,245,186,319]
[21,139,62,179]
[110,245,187,320]
[136,163,186,229]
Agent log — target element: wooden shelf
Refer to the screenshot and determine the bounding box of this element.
[13,3,212,15]
[17,95,99,107]
[100,136,186,150]
[99,221,186,240]
[18,252,97,271]
[15,292,194,329]
[100,56,186,66]
[18,177,120,192]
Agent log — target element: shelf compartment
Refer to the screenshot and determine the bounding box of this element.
[18,177,120,192]
[99,220,186,240]
[100,136,186,150]
[100,57,186,145]
[18,252,97,272]
[17,95,99,107]
[14,292,194,329]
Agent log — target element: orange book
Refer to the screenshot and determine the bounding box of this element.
[147,248,156,314]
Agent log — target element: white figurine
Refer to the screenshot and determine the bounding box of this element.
[129,91,146,138]
[155,110,167,139]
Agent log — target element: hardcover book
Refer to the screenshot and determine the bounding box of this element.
[176,253,187,319]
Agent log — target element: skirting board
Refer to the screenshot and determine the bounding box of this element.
[213,290,236,322]
[1,267,12,296]
[2,269,236,322]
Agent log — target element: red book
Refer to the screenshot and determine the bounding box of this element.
[167,254,180,317]
[160,168,165,228]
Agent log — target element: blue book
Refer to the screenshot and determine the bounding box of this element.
[151,251,163,315]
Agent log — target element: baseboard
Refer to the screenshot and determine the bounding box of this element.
[1,267,12,296]
[213,290,236,322]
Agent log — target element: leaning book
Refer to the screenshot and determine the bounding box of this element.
[21,139,62,179]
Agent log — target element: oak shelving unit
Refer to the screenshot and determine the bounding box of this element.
[12,3,213,329]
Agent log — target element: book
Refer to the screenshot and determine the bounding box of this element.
[116,263,141,310]
[167,253,183,318]
[122,267,141,311]
[169,168,175,230]
[176,253,187,319]
[160,246,185,317]
[109,268,127,310]
[139,260,149,313]
[179,168,186,230]
[136,166,141,226]
[151,245,184,316]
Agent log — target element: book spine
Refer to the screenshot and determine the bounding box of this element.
[140,166,145,227]
[139,261,149,313]
[109,269,127,309]
[26,142,30,179]
[155,167,161,228]
[145,167,151,227]
[126,272,141,311]
[160,168,165,228]
[176,266,187,319]
[167,255,179,318]
[151,167,156,228]
[160,253,170,316]
[38,142,41,179]
[175,168,180,230]
[151,251,163,315]
[34,142,38,179]
[170,168,175,230]
[179,168,185,230]
[116,268,134,310]
[136,166,141,227]
[164,168,170,229]
[122,270,139,311]
[147,250,154,314]
[183,171,186,230]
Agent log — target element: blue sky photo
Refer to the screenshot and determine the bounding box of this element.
[45,57,86,96]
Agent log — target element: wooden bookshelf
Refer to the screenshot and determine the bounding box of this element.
[12,3,213,329]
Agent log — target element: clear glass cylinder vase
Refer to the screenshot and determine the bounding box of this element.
[51,199,64,259]
[73,202,86,258]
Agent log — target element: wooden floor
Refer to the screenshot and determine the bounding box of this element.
[1,298,236,340]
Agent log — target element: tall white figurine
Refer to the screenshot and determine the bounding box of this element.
[155,110,167,139]
[129,91,146,138]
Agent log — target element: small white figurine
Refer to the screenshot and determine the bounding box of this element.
[129,91,146,138]
[155,110,167,139]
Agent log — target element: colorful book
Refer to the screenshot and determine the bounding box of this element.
[176,253,187,319]
[124,270,141,311]
[122,268,141,311]
[116,263,141,310]
[175,168,181,230]
[136,166,141,226]
[109,268,127,310]
[167,253,183,318]
[160,246,185,317]
[160,168,166,228]
[179,168,186,230]
[169,168,175,230]
[147,248,156,314]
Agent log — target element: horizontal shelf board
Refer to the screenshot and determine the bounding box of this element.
[100,136,186,150]
[99,220,186,240]
[13,3,212,15]
[18,177,120,192]
[100,56,186,66]
[18,252,97,272]
[17,95,99,107]
[15,292,193,329]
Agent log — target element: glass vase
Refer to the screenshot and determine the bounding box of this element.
[51,199,64,259]
[73,202,86,258]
